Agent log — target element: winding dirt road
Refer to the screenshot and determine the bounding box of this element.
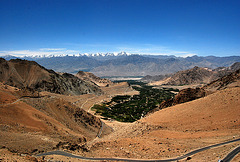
[36,138,240,161]
[0,99,22,106]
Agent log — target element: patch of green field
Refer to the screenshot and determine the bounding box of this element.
[92,82,178,122]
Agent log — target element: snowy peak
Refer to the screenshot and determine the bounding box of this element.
[0,52,135,61]
[81,51,132,57]
[20,52,132,58]
[0,51,133,59]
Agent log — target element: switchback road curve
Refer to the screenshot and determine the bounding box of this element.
[36,138,240,161]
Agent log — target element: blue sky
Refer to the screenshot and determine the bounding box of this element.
[0,0,239,57]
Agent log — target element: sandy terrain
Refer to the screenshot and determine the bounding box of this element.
[80,87,240,161]
[1,81,239,161]
[0,83,103,156]
[0,81,139,161]
[0,148,40,162]
[40,82,138,113]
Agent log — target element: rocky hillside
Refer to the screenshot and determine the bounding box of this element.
[202,68,240,92]
[156,66,226,85]
[0,58,102,95]
[227,62,240,71]
[147,62,240,85]
[80,86,240,161]
[0,82,111,155]
[149,69,240,113]
[76,71,113,87]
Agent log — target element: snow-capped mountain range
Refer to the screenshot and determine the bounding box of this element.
[83,51,132,57]
[1,52,239,77]
[6,51,133,59]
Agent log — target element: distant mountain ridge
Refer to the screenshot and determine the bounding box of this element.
[2,51,132,60]
[0,58,102,95]
[148,68,240,114]
[76,71,113,87]
[145,62,240,85]
[1,54,240,77]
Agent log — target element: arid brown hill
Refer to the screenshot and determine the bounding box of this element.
[229,62,240,71]
[150,69,240,113]
[81,86,240,161]
[0,82,111,155]
[76,71,113,87]
[146,62,240,85]
[0,58,102,95]
[149,66,234,86]
[202,68,240,92]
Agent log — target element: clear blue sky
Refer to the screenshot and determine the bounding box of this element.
[0,0,239,57]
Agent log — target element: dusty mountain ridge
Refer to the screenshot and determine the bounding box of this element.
[76,71,113,87]
[150,68,240,113]
[0,58,124,159]
[145,62,240,85]
[0,82,112,156]
[0,58,114,158]
[0,58,102,95]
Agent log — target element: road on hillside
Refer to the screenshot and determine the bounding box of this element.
[221,145,240,162]
[97,120,104,138]
[0,96,43,106]
[0,99,22,106]
[36,138,240,161]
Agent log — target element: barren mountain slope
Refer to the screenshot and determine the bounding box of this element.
[151,69,240,112]
[0,83,108,156]
[76,71,113,86]
[0,58,102,95]
[149,66,234,86]
[202,69,240,92]
[0,93,80,154]
[142,87,240,132]
[85,87,240,161]
[229,62,240,71]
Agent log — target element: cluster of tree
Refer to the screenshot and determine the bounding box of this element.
[92,83,178,122]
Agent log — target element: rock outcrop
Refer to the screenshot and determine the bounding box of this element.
[0,58,102,95]
[76,71,113,87]
[146,62,240,86]
[149,69,240,114]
